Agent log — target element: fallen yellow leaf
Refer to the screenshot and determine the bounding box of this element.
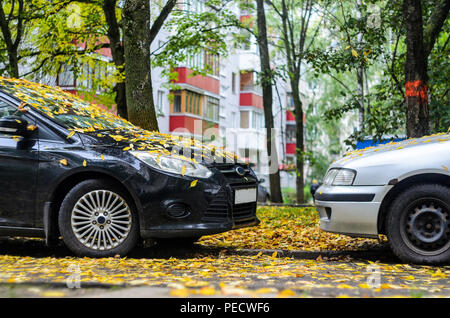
[67,131,75,139]
[170,288,189,297]
[41,291,66,297]
[190,180,198,188]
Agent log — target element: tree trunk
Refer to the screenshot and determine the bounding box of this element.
[356,0,365,131]
[114,82,127,119]
[102,0,127,119]
[256,0,283,203]
[402,0,449,137]
[123,0,159,131]
[403,0,429,138]
[7,48,19,78]
[292,81,304,203]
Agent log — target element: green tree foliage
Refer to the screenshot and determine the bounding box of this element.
[307,0,449,144]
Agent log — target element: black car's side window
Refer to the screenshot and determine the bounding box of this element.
[36,118,63,141]
[0,98,63,142]
[0,100,23,119]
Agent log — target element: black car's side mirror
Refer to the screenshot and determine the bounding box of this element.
[258,178,265,184]
[0,116,29,135]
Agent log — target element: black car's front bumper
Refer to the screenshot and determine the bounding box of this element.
[124,162,260,239]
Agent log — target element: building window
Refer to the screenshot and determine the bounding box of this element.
[157,90,164,112]
[204,51,219,77]
[240,31,252,51]
[205,96,219,121]
[57,64,76,88]
[185,49,219,77]
[240,111,249,128]
[287,93,294,109]
[231,112,237,128]
[240,71,260,92]
[173,91,182,113]
[232,72,236,94]
[186,51,204,70]
[286,126,296,143]
[252,111,264,129]
[185,90,202,115]
[185,0,205,13]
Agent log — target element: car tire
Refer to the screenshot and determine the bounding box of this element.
[58,179,139,258]
[386,183,450,264]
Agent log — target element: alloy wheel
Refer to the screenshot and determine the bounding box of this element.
[71,190,132,251]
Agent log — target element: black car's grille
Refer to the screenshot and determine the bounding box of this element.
[202,164,258,226]
[233,202,257,225]
[214,164,251,178]
[202,189,230,222]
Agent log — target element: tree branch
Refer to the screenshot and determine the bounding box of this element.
[149,0,177,45]
[424,0,450,57]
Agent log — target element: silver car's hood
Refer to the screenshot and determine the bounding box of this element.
[330,133,450,186]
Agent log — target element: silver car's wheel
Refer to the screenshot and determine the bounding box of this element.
[387,183,450,264]
[402,200,450,256]
[71,190,132,251]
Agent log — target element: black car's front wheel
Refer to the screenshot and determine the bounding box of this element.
[58,179,139,257]
[386,183,450,264]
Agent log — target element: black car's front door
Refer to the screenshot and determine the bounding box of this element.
[0,99,38,227]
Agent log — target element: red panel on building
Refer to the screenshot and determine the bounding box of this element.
[170,115,195,133]
[286,110,295,121]
[239,92,263,109]
[285,110,306,123]
[286,143,296,155]
[172,67,220,95]
[169,115,219,134]
[76,37,112,59]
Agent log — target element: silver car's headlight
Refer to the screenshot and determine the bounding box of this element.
[323,168,356,186]
[131,151,212,178]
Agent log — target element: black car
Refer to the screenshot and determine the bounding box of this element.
[0,77,259,257]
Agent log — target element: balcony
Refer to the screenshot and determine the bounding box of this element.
[171,67,220,95]
[286,143,296,155]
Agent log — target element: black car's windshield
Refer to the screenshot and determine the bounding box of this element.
[0,77,135,132]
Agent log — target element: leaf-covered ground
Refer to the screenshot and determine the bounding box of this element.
[0,207,448,298]
[199,206,385,251]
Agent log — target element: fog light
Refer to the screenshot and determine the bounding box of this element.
[166,203,190,218]
[325,207,332,219]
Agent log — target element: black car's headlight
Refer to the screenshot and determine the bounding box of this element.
[131,151,212,178]
[323,168,356,186]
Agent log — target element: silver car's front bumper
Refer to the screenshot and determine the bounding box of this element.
[314,185,392,238]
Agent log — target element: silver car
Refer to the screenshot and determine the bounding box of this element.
[315,133,450,264]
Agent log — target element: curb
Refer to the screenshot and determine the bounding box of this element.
[227,245,392,260]
[257,203,314,208]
